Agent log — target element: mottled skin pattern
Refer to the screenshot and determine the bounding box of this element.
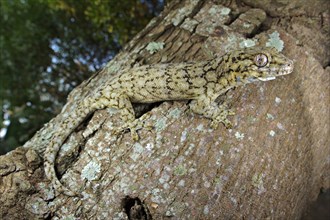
[44,47,294,196]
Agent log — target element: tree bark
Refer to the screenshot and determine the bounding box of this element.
[1,0,329,219]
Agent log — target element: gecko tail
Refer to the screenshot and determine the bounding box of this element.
[44,136,79,197]
[43,104,92,197]
[44,160,78,197]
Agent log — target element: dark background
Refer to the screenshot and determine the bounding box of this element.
[0,0,164,155]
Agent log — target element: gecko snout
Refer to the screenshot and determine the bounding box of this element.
[279,60,294,75]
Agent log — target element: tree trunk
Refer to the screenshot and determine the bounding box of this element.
[1,0,329,219]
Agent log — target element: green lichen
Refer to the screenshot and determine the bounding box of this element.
[159,173,170,184]
[277,122,284,130]
[113,212,127,220]
[180,129,188,142]
[181,18,199,32]
[208,5,230,16]
[155,133,165,146]
[247,115,257,123]
[269,130,276,137]
[239,39,257,48]
[208,7,217,15]
[178,179,185,187]
[129,184,138,191]
[203,205,209,215]
[214,177,222,185]
[225,33,245,51]
[266,113,275,120]
[172,8,187,26]
[154,117,168,132]
[151,188,164,203]
[266,31,284,51]
[196,124,204,131]
[25,196,49,215]
[221,144,231,154]
[275,97,282,104]
[252,173,263,188]
[146,42,165,54]
[174,164,187,176]
[81,161,101,181]
[219,7,231,15]
[169,201,186,216]
[243,23,251,28]
[185,143,195,156]
[165,210,175,217]
[133,142,144,154]
[228,33,238,45]
[145,142,154,151]
[252,173,266,194]
[234,131,245,140]
[170,0,199,26]
[130,143,144,161]
[168,108,182,119]
[61,215,77,220]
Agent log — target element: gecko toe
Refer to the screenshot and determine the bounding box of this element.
[130,129,139,141]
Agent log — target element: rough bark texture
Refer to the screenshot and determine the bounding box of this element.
[0,0,329,219]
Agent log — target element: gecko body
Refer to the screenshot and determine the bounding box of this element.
[44,47,293,196]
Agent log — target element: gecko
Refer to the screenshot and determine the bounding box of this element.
[44,47,294,196]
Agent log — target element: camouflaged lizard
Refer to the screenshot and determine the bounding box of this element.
[44,47,294,196]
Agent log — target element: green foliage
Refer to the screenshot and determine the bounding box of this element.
[0,0,163,154]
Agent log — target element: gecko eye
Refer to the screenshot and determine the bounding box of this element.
[254,54,268,67]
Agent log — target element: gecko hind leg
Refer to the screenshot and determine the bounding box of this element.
[102,94,144,141]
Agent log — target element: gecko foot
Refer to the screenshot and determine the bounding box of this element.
[210,107,235,129]
[113,123,139,141]
[210,117,232,129]
[114,114,152,141]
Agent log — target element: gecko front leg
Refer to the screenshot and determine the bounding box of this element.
[189,96,235,129]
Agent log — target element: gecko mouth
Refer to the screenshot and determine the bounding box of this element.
[258,61,294,81]
[258,76,276,81]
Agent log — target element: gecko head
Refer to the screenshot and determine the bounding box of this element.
[225,47,294,83]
